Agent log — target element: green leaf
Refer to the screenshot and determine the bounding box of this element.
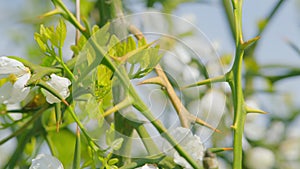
[41,55,56,66]
[71,35,87,55]
[80,0,96,17]
[138,37,147,47]
[92,25,100,34]
[34,33,47,52]
[93,23,110,46]
[126,36,136,52]
[57,19,67,47]
[73,130,81,169]
[47,130,76,167]
[127,42,162,79]
[95,65,113,101]
[45,26,55,45]
[107,35,120,52]
[111,138,123,151]
[24,137,36,156]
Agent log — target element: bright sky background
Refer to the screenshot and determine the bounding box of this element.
[0,0,299,66]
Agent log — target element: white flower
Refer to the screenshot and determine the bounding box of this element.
[30,154,64,169]
[42,74,71,104]
[135,164,158,169]
[169,127,204,169]
[0,56,31,104]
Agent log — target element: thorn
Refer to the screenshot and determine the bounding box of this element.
[62,99,70,106]
[194,117,221,133]
[209,147,233,153]
[39,8,62,19]
[246,106,268,114]
[241,36,260,50]
[138,76,164,86]
[128,24,144,40]
[230,125,236,129]
[222,147,233,151]
[181,75,226,89]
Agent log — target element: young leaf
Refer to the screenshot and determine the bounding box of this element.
[110,138,123,151]
[57,19,67,47]
[34,33,47,52]
[94,64,113,102]
[138,37,147,47]
[126,36,136,52]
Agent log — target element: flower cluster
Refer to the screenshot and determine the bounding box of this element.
[0,56,71,105]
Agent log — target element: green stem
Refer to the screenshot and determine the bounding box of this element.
[103,95,134,117]
[230,45,246,169]
[221,0,236,42]
[229,1,247,168]
[73,126,81,169]
[67,106,101,152]
[52,0,89,38]
[0,106,48,145]
[57,50,76,81]
[135,124,161,156]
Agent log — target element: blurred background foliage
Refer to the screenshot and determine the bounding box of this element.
[0,0,300,168]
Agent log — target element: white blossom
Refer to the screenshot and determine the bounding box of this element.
[0,56,29,76]
[0,56,31,104]
[170,127,204,168]
[30,154,64,169]
[42,74,71,104]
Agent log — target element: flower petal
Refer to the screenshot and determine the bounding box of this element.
[43,74,71,104]
[0,82,13,103]
[135,164,158,169]
[0,56,28,76]
[30,154,64,169]
[170,127,204,168]
[4,73,30,104]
